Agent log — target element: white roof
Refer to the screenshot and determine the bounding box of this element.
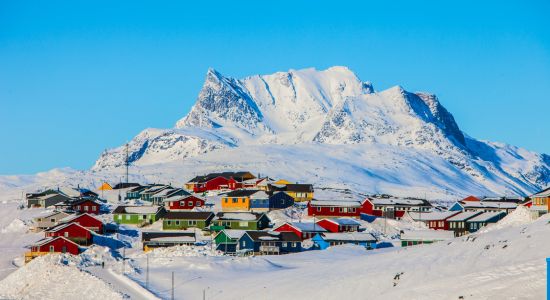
[150,236,196,243]
[218,213,258,221]
[467,212,505,222]
[310,200,361,207]
[59,213,101,223]
[332,218,361,226]
[163,195,196,203]
[221,230,246,239]
[532,188,550,198]
[151,188,177,197]
[408,211,458,221]
[35,211,68,219]
[320,232,376,242]
[447,211,481,221]
[124,206,160,214]
[371,198,426,206]
[287,222,327,232]
[250,191,270,199]
[258,236,279,241]
[462,201,517,209]
[400,230,454,241]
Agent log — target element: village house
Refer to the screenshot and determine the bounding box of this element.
[237,231,302,255]
[44,222,93,246]
[162,211,215,230]
[362,197,432,220]
[149,188,190,205]
[446,211,483,237]
[141,231,197,251]
[407,211,460,230]
[59,213,104,234]
[140,185,172,202]
[315,218,361,233]
[400,230,454,247]
[214,230,246,254]
[69,199,102,215]
[185,171,256,193]
[530,187,550,217]
[269,183,314,202]
[163,195,205,211]
[466,211,506,233]
[449,200,517,214]
[33,211,70,230]
[125,185,148,200]
[312,232,377,250]
[221,190,261,211]
[113,205,164,226]
[26,192,73,208]
[25,236,81,263]
[273,222,327,240]
[307,199,367,218]
[210,212,271,231]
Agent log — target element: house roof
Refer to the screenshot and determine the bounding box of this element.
[215,212,265,221]
[467,211,505,222]
[408,211,459,221]
[225,189,263,197]
[318,218,361,226]
[446,211,483,221]
[531,187,550,198]
[113,182,141,189]
[461,201,517,209]
[32,236,80,248]
[59,213,103,224]
[35,210,69,220]
[113,205,160,214]
[188,171,255,183]
[163,194,204,203]
[319,232,376,242]
[245,231,301,242]
[310,200,362,208]
[141,231,195,242]
[400,230,454,241]
[462,196,480,202]
[369,198,431,207]
[45,222,91,233]
[280,222,327,233]
[164,211,214,220]
[218,229,247,240]
[71,198,101,206]
[285,184,314,192]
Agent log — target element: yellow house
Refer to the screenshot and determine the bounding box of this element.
[531,188,550,217]
[221,190,257,211]
[284,184,314,202]
[274,179,291,185]
[98,182,113,191]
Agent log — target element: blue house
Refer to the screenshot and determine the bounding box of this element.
[312,232,377,250]
[237,231,301,255]
[466,211,506,233]
[248,191,295,211]
[449,201,465,211]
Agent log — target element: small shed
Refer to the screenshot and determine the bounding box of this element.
[312,232,377,250]
[400,230,454,247]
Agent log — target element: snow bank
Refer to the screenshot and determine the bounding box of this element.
[478,205,535,233]
[0,255,123,300]
[0,218,29,233]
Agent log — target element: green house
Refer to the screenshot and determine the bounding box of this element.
[162,211,215,230]
[113,205,163,225]
[214,229,246,253]
[210,212,271,231]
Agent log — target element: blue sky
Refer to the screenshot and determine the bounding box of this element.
[1,1,549,174]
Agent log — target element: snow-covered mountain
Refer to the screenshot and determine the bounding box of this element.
[8,66,546,200]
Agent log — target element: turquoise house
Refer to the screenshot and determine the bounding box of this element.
[312,232,377,250]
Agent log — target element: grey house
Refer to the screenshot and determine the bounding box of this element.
[27,193,72,208]
[33,211,70,230]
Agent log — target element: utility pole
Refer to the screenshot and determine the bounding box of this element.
[122,247,126,274]
[203,288,206,300]
[146,254,149,289]
[171,271,175,300]
[125,143,129,184]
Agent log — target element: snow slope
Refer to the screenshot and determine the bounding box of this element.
[1,66,548,199]
[124,213,550,300]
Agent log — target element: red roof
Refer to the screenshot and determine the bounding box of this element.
[462,196,480,202]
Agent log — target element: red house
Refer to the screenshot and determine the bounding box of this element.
[45,222,93,245]
[186,172,256,193]
[71,199,101,215]
[164,195,205,211]
[26,236,81,262]
[273,222,327,240]
[361,197,432,220]
[307,200,368,218]
[60,213,104,233]
[316,218,361,233]
[407,211,460,230]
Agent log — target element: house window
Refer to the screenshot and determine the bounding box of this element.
[189,220,197,226]
[50,218,55,222]
[330,207,334,212]
[175,220,180,226]
[316,207,321,212]
[143,215,147,220]
[224,199,228,203]
[64,232,69,237]
[84,206,89,211]
[242,198,246,203]
[167,220,172,225]
[239,221,248,227]
[49,245,55,252]
[180,201,185,206]
[62,246,67,253]
[77,205,81,210]
[282,242,287,247]
[187,201,192,206]
[92,206,96,211]
[351,208,356,213]
[232,198,238,203]
[196,201,201,206]
[291,242,297,247]
[126,215,131,220]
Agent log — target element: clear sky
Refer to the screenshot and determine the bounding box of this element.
[1,1,549,174]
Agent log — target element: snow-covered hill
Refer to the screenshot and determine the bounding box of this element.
[86,67,549,198]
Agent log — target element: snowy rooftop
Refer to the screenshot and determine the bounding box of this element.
[121,206,160,214]
[446,211,482,221]
[467,212,505,222]
[216,212,260,221]
[288,222,327,232]
[150,236,196,243]
[531,188,550,198]
[320,232,376,242]
[400,230,454,241]
[310,200,361,207]
[221,230,247,239]
[462,201,517,209]
[371,198,429,206]
[332,218,361,226]
[408,211,459,221]
[163,194,196,202]
[59,213,99,223]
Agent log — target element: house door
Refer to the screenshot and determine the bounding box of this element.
[62,246,67,253]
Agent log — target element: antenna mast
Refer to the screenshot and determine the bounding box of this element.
[125,143,129,184]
